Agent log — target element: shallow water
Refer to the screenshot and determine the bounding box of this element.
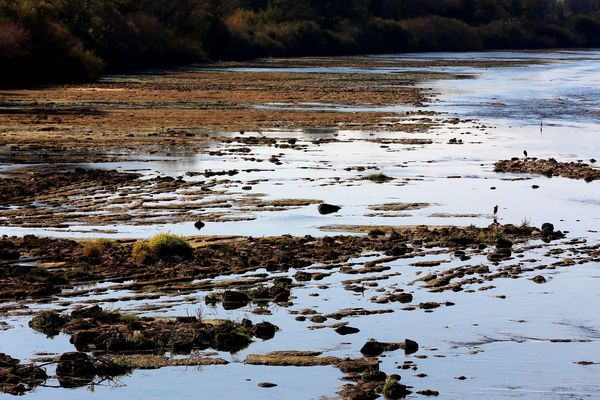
[2,51,598,239]
[1,50,599,399]
[2,237,598,399]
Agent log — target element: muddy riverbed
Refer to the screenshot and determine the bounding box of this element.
[0,51,599,399]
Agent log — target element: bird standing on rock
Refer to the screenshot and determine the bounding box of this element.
[493,205,498,215]
[523,150,528,158]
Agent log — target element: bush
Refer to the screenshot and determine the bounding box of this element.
[0,19,29,59]
[402,16,483,51]
[362,17,410,53]
[570,14,600,46]
[83,238,116,259]
[1,0,600,85]
[132,242,154,265]
[132,233,193,264]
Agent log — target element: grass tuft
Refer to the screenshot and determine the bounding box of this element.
[132,233,193,264]
[83,238,116,259]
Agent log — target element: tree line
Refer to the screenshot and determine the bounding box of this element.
[1,0,600,85]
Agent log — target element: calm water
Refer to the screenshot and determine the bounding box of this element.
[1,50,599,399]
[1,51,599,239]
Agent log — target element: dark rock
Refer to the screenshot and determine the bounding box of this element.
[270,286,291,303]
[56,352,96,388]
[360,340,401,357]
[213,329,253,353]
[29,310,67,336]
[337,358,380,374]
[309,315,327,323]
[70,330,103,352]
[532,275,547,284]
[273,277,293,286]
[495,158,600,181]
[496,238,513,249]
[318,203,341,215]
[0,354,47,395]
[294,271,312,282]
[335,326,360,335]
[387,246,408,256]
[253,322,278,340]
[0,354,19,368]
[176,316,198,324]
[487,247,512,262]
[361,341,385,356]
[70,305,104,320]
[401,339,419,355]
[0,248,20,260]
[194,221,205,230]
[417,389,440,396]
[393,293,413,303]
[362,369,387,381]
[383,379,411,399]
[418,302,440,310]
[258,382,277,388]
[368,229,386,238]
[338,383,380,400]
[222,290,250,310]
[541,223,554,234]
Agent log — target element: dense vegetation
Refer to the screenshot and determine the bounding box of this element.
[1,0,600,85]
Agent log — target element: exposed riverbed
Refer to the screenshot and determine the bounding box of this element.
[0,51,598,399]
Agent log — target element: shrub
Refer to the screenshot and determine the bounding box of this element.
[0,19,30,59]
[362,17,410,53]
[132,233,193,264]
[1,0,600,86]
[132,241,155,264]
[83,238,116,259]
[402,16,483,51]
[570,14,600,46]
[148,233,193,259]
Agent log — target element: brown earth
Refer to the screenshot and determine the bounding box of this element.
[0,223,574,302]
[0,57,449,164]
[494,158,600,182]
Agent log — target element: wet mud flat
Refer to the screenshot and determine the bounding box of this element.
[0,51,599,399]
[1,223,599,398]
[0,58,439,165]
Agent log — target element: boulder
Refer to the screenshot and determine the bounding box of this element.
[335,326,360,335]
[194,221,205,230]
[318,203,341,215]
[56,352,96,388]
[253,322,278,340]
